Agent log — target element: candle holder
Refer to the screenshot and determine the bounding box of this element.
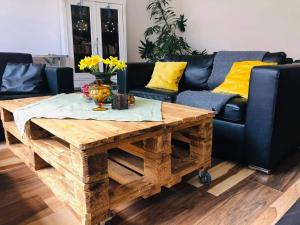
[112,94,129,110]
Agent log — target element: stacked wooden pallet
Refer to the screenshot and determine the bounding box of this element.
[0,96,214,225]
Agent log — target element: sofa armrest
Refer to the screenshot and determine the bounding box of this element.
[117,62,155,93]
[245,64,300,170]
[45,67,74,95]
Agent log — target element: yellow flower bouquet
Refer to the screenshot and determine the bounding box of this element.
[79,55,127,84]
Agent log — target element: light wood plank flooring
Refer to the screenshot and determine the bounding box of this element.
[1,142,300,225]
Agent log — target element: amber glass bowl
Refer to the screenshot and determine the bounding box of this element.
[89,84,111,111]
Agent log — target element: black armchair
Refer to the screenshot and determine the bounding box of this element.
[0,52,74,140]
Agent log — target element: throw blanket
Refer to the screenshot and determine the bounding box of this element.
[13,93,163,136]
[208,51,267,89]
[176,90,238,113]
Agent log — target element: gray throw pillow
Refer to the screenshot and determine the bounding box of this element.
[0,63,46,93]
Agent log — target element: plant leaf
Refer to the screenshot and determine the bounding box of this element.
[144,25,161,37]
[176,14,188,32]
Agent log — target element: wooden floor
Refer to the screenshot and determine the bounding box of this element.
[1,142,300,225]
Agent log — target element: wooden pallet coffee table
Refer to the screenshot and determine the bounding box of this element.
[0,96,214,225]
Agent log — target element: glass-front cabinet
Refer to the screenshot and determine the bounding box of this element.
[66,0,127,88]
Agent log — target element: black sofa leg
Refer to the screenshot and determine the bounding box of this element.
[248,164,272,175]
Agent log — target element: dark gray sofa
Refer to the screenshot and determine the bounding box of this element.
[117,52,300,173]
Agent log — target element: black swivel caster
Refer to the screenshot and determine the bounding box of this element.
[198,170,212,186]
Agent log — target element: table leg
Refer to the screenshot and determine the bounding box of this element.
[80,150,110,225]
[143,132,172,185]
[189,121,213,167]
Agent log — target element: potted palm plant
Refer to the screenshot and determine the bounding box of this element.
[139,0,206,62]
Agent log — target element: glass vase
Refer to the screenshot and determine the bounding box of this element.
[90,72,117,106]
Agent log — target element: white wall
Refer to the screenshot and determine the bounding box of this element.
[126,0,151,62]
[3,1,298,61]
[179,0,300,59]
[0,0,65,55]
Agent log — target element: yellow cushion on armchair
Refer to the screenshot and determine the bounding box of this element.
[146,62,187,92]
[213,61,276,98]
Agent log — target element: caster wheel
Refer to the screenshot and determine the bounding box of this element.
[199,170,212,186]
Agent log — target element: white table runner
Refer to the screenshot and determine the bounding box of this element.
[13,93,163,136]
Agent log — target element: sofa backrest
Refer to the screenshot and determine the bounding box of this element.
[0,52,33,86]
[262,52,287,64]
[166,52,288,92]
[165,54,215,91]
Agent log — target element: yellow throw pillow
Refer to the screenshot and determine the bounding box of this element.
[213,61,276,98]
[146,62,188,92]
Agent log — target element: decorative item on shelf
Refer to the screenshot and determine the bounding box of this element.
[112,94,128,110]
[78,55,127,105]
[88,82,111,111]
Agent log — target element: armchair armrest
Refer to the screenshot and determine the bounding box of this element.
[45,67,74,95]
[294,60,300,63]
[117,62,155,93]
[245,64,300,171]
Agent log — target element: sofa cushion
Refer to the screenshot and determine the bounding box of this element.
[1,63,46,93]
[216,97,247,123]
[213,61,276,98]
[146,62,187,92]
[130,87,177,102]
[165,54,215,90]
[0,52,33,85]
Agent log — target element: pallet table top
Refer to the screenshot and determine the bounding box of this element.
[0,96,214,150]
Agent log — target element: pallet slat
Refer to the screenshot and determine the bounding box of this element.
[109,178,157,209]
[36,167,84,217]
[118,143,145,159]
[108,159,142,185]
[109,150,144,175]
[3,121,29,145]
[9,143,34,168]
[30,138,84,182]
